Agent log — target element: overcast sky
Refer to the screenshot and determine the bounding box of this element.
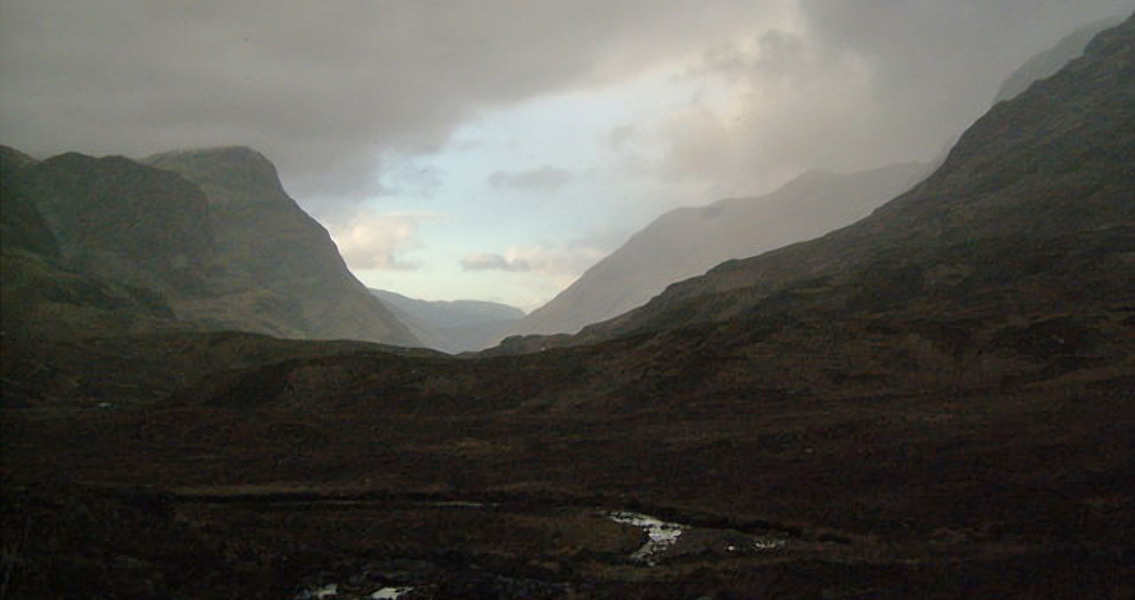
[2,0,1129,310]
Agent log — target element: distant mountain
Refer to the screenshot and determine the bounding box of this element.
[550,13,1135,347]
[0,145,419,346]
[370,289,524,353]
[507,163,927,338]
[994,16,1124,103]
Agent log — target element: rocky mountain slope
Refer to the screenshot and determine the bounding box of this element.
[508,162,926,337]
[370,289,523,353]
[1,148,187,341]
[0,145,418,346]
[145,147,418,346]
[15,152,218,295]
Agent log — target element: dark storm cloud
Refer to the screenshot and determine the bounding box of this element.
[0,0,782,208]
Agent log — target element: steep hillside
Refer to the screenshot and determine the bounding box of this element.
[145,147,418,346]
[0,146,56,258]
[1,145,418,346]
[0,147,196,341]
[556,13,1135,347]
[13,152,217,294]
[370,289,523,353]
[509,162,926,337]
[994,15,1124,103]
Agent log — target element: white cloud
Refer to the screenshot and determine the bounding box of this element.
[325,208,436,272]
[460,237,611,288]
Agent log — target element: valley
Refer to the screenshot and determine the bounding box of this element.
[2,11,1133,600]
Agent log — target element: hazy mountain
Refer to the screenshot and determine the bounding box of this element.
[507,162,927,337]
[370,289,524,353]
[504,16,1130,344]
[994,16,1124,103]
[549,13,1135,347]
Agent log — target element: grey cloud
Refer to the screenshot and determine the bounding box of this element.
[488,165,574,192]
[461,254,532,272]
[0,0,783,209]
[657,0,1133,194]
[2,0,1127,216]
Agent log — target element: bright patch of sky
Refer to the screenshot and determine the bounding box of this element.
[351,64,709,311]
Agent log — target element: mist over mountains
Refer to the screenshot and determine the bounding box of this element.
[370,289,524,354]
[508,162,927,338]
[517,14,1135,350]
[1,13,1133,600]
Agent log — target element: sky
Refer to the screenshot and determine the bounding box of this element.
[1,1,1130,311]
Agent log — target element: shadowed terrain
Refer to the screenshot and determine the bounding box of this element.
[1,14,1133,600]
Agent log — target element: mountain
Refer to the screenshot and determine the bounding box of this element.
[1,145,418,346]
[533,13,1135,349]
[507,162,927,337]
[3,17,1133,600]
[506,15,1130,344]
[370,289,524,353]
[994,16,1124,103]
[0,148,196,341]
[141,147,418,346]
[15,152,218,294]
[0,147,56,258]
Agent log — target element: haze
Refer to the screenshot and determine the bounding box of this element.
[1,0,1128,310]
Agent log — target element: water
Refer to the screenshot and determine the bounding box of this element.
[607,511,685,564]
[370,587,414,599]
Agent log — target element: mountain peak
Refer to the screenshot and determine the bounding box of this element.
[144,145,286,203]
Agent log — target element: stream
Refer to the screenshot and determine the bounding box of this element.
[292,506,790,599]
[607,511,685,564]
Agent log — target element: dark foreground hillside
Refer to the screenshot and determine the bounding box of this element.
[1,15,1133,600]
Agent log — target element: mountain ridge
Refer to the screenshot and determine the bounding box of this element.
[506,162,927,338]
[369,288,523,353]
[1,145,420,346]
[496,12,1135,352]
